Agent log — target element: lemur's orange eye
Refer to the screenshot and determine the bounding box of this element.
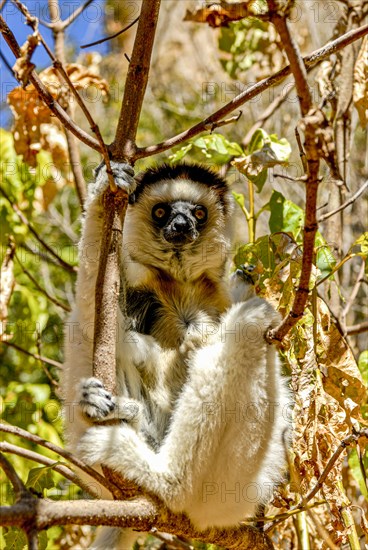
[194,206,207,223]
[154,207,166,218]
[152,203,170,224]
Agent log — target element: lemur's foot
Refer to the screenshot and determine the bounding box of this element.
[79,377,142,426]
[79,377,115,420]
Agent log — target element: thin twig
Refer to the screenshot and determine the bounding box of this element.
[61,0,95,29]
[342,259,366,318]
[0,49,14,74]
[81,16,139,49]
[0,453,28,498]
[0,423,122,498]
[205,110,242,132]
[318,179,368,222]
[243,83,294,147]
[346,321,368,335]
[2,341,62,369]
[15,254,71,312]
[0,441,101,498]
[46,0,86,207]
[0,187,76,273]
[293,433,362,508]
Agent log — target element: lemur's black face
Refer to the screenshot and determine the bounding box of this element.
[151,200,208,246]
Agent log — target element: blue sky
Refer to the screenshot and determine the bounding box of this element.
[0,0,109,127]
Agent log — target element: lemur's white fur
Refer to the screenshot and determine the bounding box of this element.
[63,162,290,545]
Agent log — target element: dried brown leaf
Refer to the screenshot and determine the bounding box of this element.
[12,32,40,87]
[38,64,109,109]
[353,35,368,127]
[8,63,107,170]
[8,87,54,166]
[317,298,366,422]
[184,0,265,28]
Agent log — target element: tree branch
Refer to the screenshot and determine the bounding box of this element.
[0,452,28,498]
[47,0,86,208]
[318,179,368,222]
[137,23,368,158]
[293,432,367,508]
[0,498,274,549]
[81,16,139,49]
[61,0,95,30]
[265,0,324,342]
[346,321,368,335]
[3,340,63,370]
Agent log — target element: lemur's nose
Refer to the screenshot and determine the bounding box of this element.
[172,215,190,233]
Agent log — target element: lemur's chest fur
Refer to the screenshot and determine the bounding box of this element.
[126,273,230,349]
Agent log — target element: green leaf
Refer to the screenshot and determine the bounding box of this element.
[169,143,193,163]
[26,465,55,494]
[349,232,368,256]
[248,128,268,154]
[348,448,368,500]
[358,350,368,387]
[250,167,268,193]
[4,528,27,550]
[315,232,336,279]
[269,191,304,239]
[193,134,243,158]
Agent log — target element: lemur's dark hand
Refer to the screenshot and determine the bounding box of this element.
[92,161,136,198]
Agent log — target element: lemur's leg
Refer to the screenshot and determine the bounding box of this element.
[78,295,285,512]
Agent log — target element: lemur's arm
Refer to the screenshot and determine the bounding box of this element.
[62,163,138,448]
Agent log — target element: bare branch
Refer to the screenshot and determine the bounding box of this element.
[137,23,368,159]
[0,452,28,498]
[46,0,86,207]
[0,187,76,273]
[0,498,274,549]
[346,321,368,335]
[264,0,327,343]
[3,341,63,369]
[342,259,366,319]
[81,16,139,49]
[110,3,161,160]
[61,0,95,29]
[318,179,368,222]
[293,432,365,507]
[12,0,112,189]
